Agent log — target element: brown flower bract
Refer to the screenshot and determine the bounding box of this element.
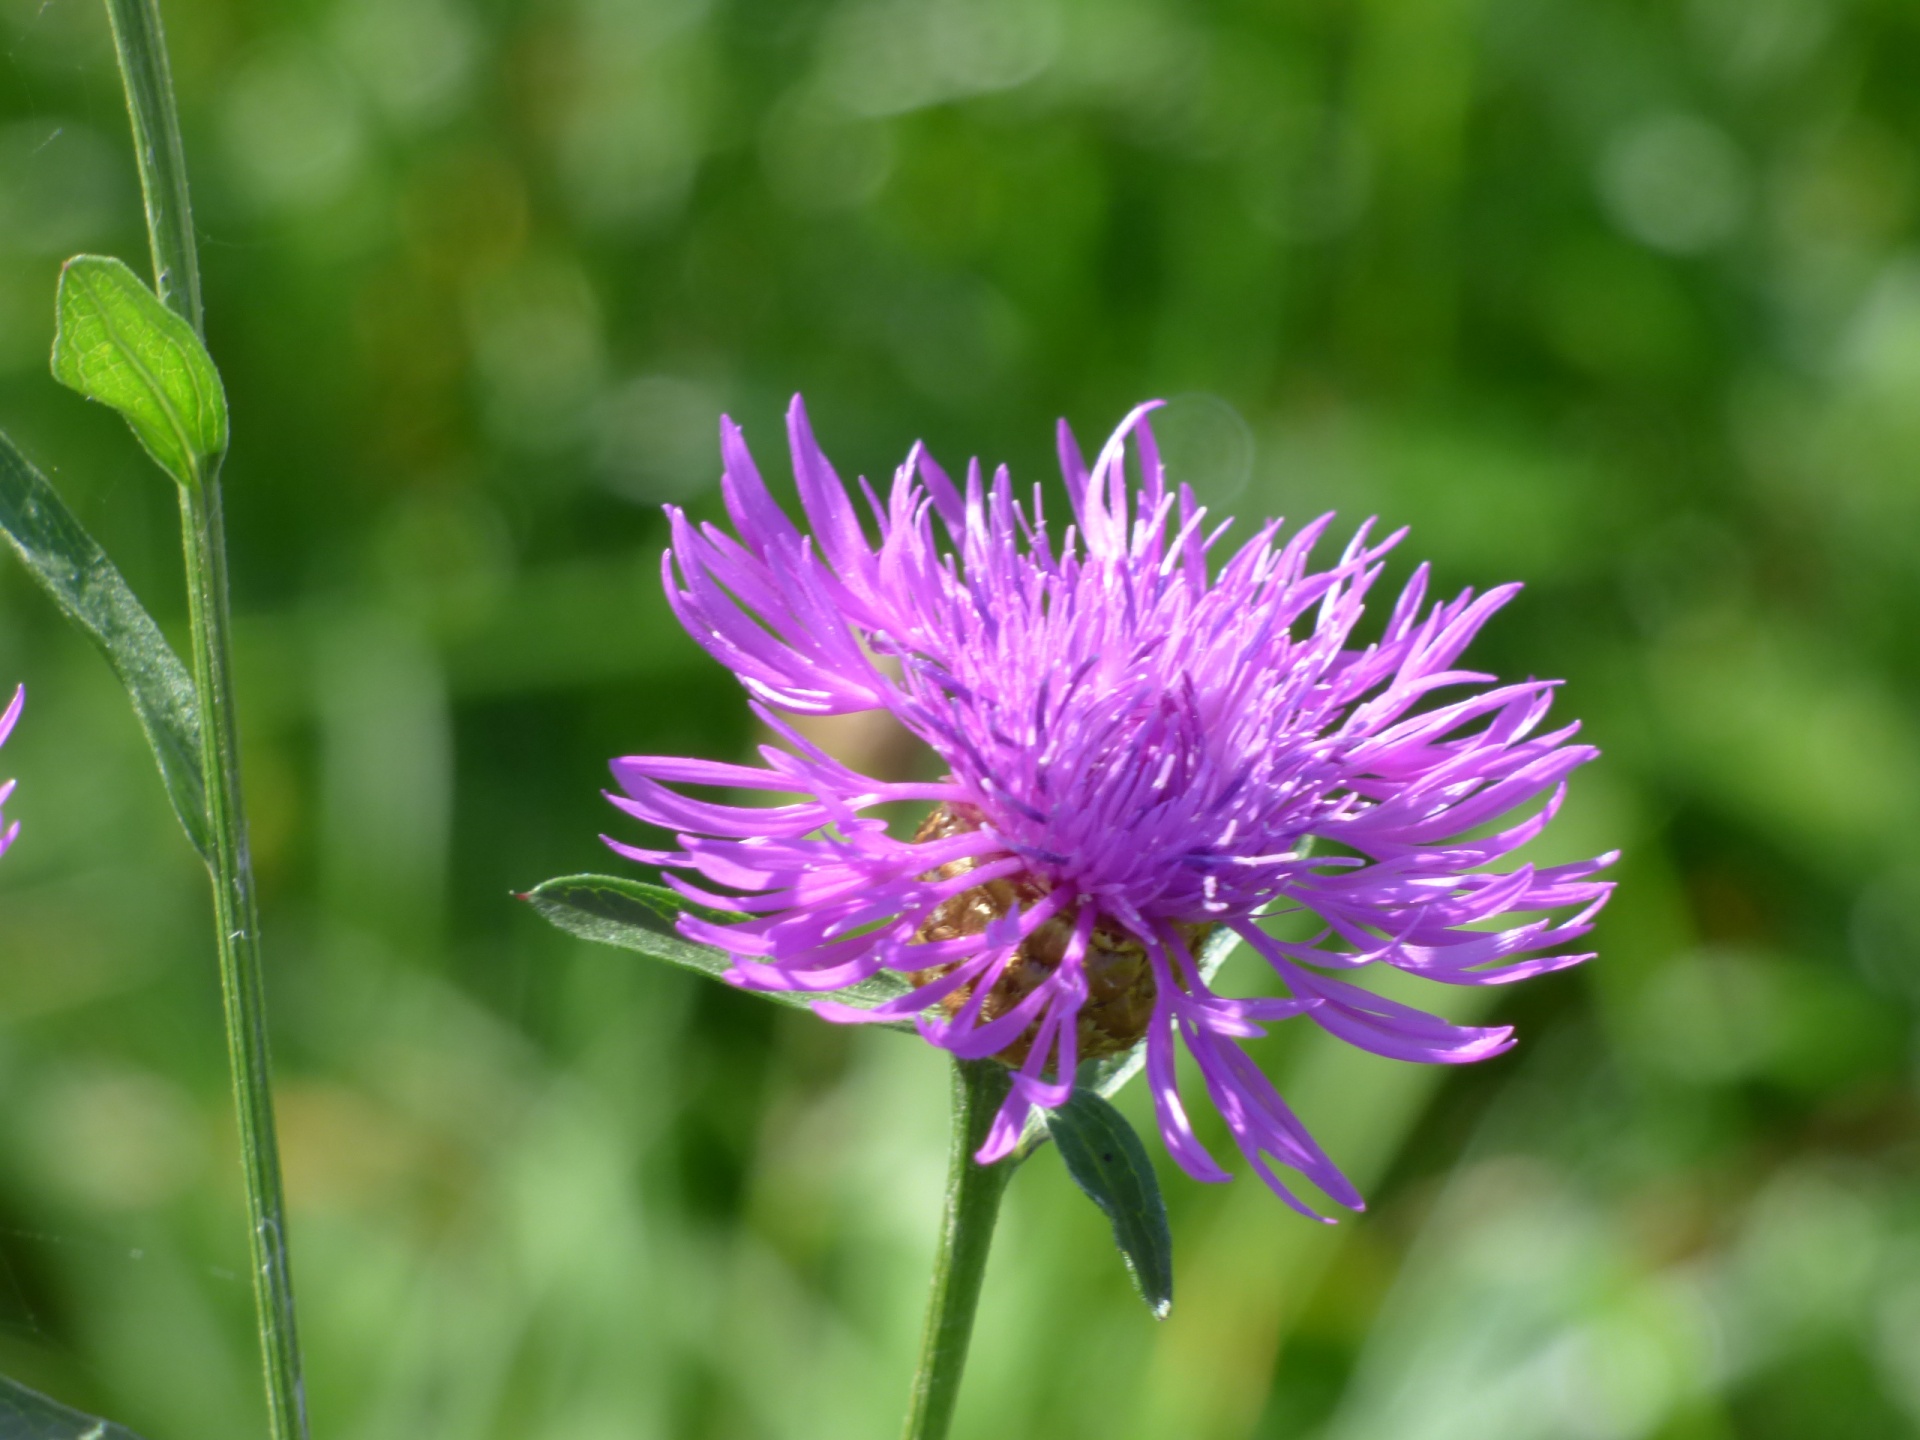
[908,804,1209,1067]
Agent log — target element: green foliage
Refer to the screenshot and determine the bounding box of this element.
[1044,1089,1174,1320]
[0,1375,145,1440]
[521,872,917,1026]
[530,872,1186,1317]
[0,430,208,856]
[2,0,1919,1435]
[49,255,226,490]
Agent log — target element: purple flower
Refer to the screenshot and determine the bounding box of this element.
[0,686,20,858]
[606,399,1614,1216]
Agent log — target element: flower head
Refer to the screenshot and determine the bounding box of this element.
[607,399,1614,1216]
[1,686,20,859]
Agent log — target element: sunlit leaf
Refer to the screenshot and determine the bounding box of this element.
[0,430,210,858]
[1045,1088,1175,1318]
[50,254,227,490]
[519,873,917,1029]
[0,1373,147,1439]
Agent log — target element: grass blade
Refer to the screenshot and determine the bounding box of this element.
[0,1373,148,1439]
[0,429,209,858]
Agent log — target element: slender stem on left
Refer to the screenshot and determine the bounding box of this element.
[177,480,308,1440]
[102,0,200,331]
[900,1058,1015,1440]
[103,3,309,1437]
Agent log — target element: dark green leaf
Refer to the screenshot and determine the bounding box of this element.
[519,873,917,1030]
[50,254,226,489]
[1046,1088,1175,1318]
[0,430,209,858]
[0,1373,148,1439]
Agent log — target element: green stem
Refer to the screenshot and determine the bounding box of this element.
[103,4,308,1437]
[178,481,308,1440]
[901,1058,1015,1440]
[102,0,201,333]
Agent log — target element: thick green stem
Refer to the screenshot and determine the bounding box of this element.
[901,1058,1015,1440]
[103,4,308,1437]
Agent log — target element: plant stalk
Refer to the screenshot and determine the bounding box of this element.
[177,480,308,1440]
[104,3,309,1436]
[102,0,201,333]
[900,1058,1016,1440]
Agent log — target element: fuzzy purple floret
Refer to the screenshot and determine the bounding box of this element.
[606,398,1614,1217]
[0,686,20,859]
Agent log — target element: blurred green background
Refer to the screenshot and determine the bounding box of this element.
[3,0,1920,1435]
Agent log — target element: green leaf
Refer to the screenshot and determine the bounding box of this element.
[0,430,210,858]
[1045,1088,1175,1318]
[50,254,227,489]
[519,873,918,1030]
[0,1373,148,1439]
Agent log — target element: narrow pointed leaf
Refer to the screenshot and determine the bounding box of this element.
[520,873,917,1029]
[50,254,227,489]
[0,430,209,857]
[0,1374,148,1439]
[1046,1088,1175,1318]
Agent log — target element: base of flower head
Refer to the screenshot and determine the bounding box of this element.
[907,803,1211,1067]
